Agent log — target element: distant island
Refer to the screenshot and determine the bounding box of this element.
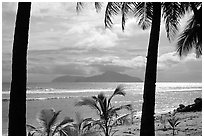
[52,71,143,82]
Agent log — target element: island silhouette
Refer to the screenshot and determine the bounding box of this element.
[52,71,143,82]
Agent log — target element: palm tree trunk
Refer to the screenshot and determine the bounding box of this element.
[140,2,161,136]
[8,2,31,136]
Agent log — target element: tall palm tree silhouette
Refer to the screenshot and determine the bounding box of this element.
[8,2,31,136]
[77,2,202,135]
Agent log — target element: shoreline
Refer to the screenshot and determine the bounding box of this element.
[2,111,201,136]
[2,96,202,136]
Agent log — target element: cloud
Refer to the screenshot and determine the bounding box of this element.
[2,2,17,13]
[157,52,200,70]
[31,3,76,18]
[80,55,147,70]
[74,25,119,49]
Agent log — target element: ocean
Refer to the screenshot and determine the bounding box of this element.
[2,82,202,135]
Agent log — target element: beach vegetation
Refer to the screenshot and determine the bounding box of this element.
[26,108,74,136]
[76,85,132,136]
[168,112,180,136]
[26,109,99,136]
[129,107,137,125]
[68,112,99,136]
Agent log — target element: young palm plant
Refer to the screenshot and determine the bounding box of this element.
[26,108,74,136]
[167,112,180,136]
[76,85,132,136]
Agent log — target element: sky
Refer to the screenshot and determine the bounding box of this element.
[2,2,202,82]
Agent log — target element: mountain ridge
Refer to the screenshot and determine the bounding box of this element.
[52,71,143,82]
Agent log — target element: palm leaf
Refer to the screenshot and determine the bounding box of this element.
[105,2,122,29]
[168,119,174,127]
[76,2,84,13]
[59,129,69,136]
[108,85,126,107]
[162,2,186,41]
[52,116,74,135]
[36,108,57,130]
[113,85,126,96]
[48,110,61,129]
[175,121,180,127]
[61,125,79,136]
[75,97,101,115]
[111,114,130,127]
[26,124,37,132]
[110,129,119,136]
[133,2,153,30]
[121,2,134,30]
[75,111,83,126]
[177,5,202,57]
[26,124,44,136]
[95,2,102,13]
[109,104,132,118]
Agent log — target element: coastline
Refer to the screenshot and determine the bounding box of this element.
[2,98,202,136]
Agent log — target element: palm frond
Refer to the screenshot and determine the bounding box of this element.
[95,2,102,13]
[105,2,122,29]
[52,116,74,135]
[121,2,134,30]
[110,130,119,136]
[109,104,132,117]
[26,124,37,131]
[162,2,186,41]
[133,2,153,30]
[59,117,74,126]
[113,85,126,96]
[37,108,56,129]
[81,118,93,130]
[97,93,108,119]
[76,2,84,13]
[177,8,202,57]
[91,119,106,134]
[75,111,83,125]
[48,110,61,129]
[108,85,126,107]
[61,125,79,136]
[111,114,130,127]
[75,97,101,115]
[26,124,44,136]
[58,129,69,136]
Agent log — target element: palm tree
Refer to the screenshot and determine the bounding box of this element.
[177,2,202,57]
[76,2,202,135]
[76,85,132,136]
[26,108,74,136]
[8,2,31,136]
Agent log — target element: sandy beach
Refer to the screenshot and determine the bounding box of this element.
[2,97,202,136]
[114,111,202,136]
